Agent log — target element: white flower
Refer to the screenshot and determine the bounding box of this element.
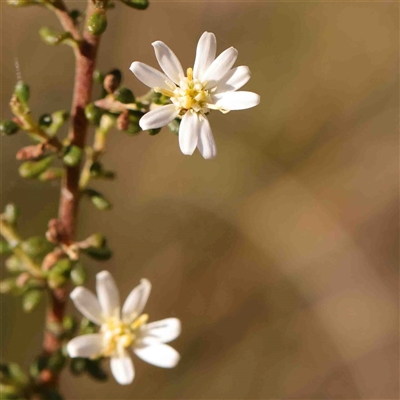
[130,31,260,159]
[67,271,181,385]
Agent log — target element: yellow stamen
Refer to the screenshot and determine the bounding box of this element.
[187,67,193,82]
[154,87,174,98]
[131,313,149,330]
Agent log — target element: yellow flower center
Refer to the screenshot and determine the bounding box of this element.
[101,314,149,357]
[155,68,212,115]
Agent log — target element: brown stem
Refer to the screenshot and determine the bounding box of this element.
[41,1,102,387]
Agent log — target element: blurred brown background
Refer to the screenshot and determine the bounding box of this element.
[1,1,399,399]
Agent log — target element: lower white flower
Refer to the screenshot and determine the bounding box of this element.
[67,271,181,385]
[130,31,260,159]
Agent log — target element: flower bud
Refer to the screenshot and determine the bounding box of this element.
[3,203,20,225]
[14,81,30,104]
[63,145,83,167]
[0,120,20,136]
[83,189,112,210]
[84,103,104,126]
[19,156,54,179]
[87,10,107,36]
[39,27,72,46]
[119,0,149,10]
[39,167,64,182]
[22,289,42,312]
[0,278,16,294]
[114,87,135,104]
[71,263,87,286]
[47,110,69,136]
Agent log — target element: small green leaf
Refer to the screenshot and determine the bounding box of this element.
[70,263,86,286]
[86,359,108,381]
[119,0,149,10]
[0,120,20,136]
[70,358,87,376]
[19,156,54,179]
[39,167,64,182]
[3,203,20,225]
[84,103,104,126]
[147,128,162,136]
[114,87,135,104]
[0,240,12,255]
[14,81,30,104]
[48,258,72,288]
[83,246,112,261]
[39,27,72,46]
[87,11,107,35]
[22,289,42,312]
[21,236,53,259]
[0,278,17,294]
[83,189,112,211]
[63,145,83,167]
[5,256,24,273]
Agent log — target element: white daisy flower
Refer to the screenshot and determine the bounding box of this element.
[130,31,260,159]
[67,271,181,385]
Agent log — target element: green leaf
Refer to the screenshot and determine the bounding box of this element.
[21,236,53,259]
[14,81,30,104]
[82,246,112,261]
[63,145,83,167]
[39,27,73,46]
[3,203,20,225]
[119,0,149,10]
[22,289,42,312]
[0,120,20,136]
[19,156,54,179]
[70,263,86,286]
[0,278,17,294]
[0,240,12,255]
[70,358,87,376]
[83,189,112,211]
[86,359,107,381]
[114,87,135,104]
[84,103,104,126]
[86,11,107,35]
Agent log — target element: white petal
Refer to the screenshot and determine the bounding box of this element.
[214,66,251,94]
[122,278,151,323]
[197,117,217,160]
[110,352,135,385]
[179,111,200,156]
[96,271,120,319]
[70,287,103,325]
[129,61,174,91]
[139,104,179,130]
[193,32,217,80]
[141,318,181,343]
[214,91,260,110]
[134,343,180,368]
[152,41,184,84]
[67,334,103,358]
[202,47,238,89]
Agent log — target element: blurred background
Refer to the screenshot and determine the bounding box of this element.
[1,1,399,398]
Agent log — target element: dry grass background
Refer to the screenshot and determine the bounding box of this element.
[1,1,399,399]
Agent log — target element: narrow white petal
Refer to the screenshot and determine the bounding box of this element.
[134,343,180,368]
[179,111,200,156]
[214,66,251,94]
[110,352,135,385]
[193,32,217,80]
[214,91,260,110]
[139,105,179,130]
[197,117,217,160]
[152,41,184,84]
[122,278,151,323]
[202,47,238,89]
[141,318,181,343]
[67,334,103,358]
[129,62,173,90]
[96,271,120,319]
[70,287,103,325]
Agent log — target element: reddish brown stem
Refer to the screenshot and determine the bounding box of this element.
[41,1,102,388]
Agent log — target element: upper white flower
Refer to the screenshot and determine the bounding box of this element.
[130,31,260,159]
[67,271,181,385]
